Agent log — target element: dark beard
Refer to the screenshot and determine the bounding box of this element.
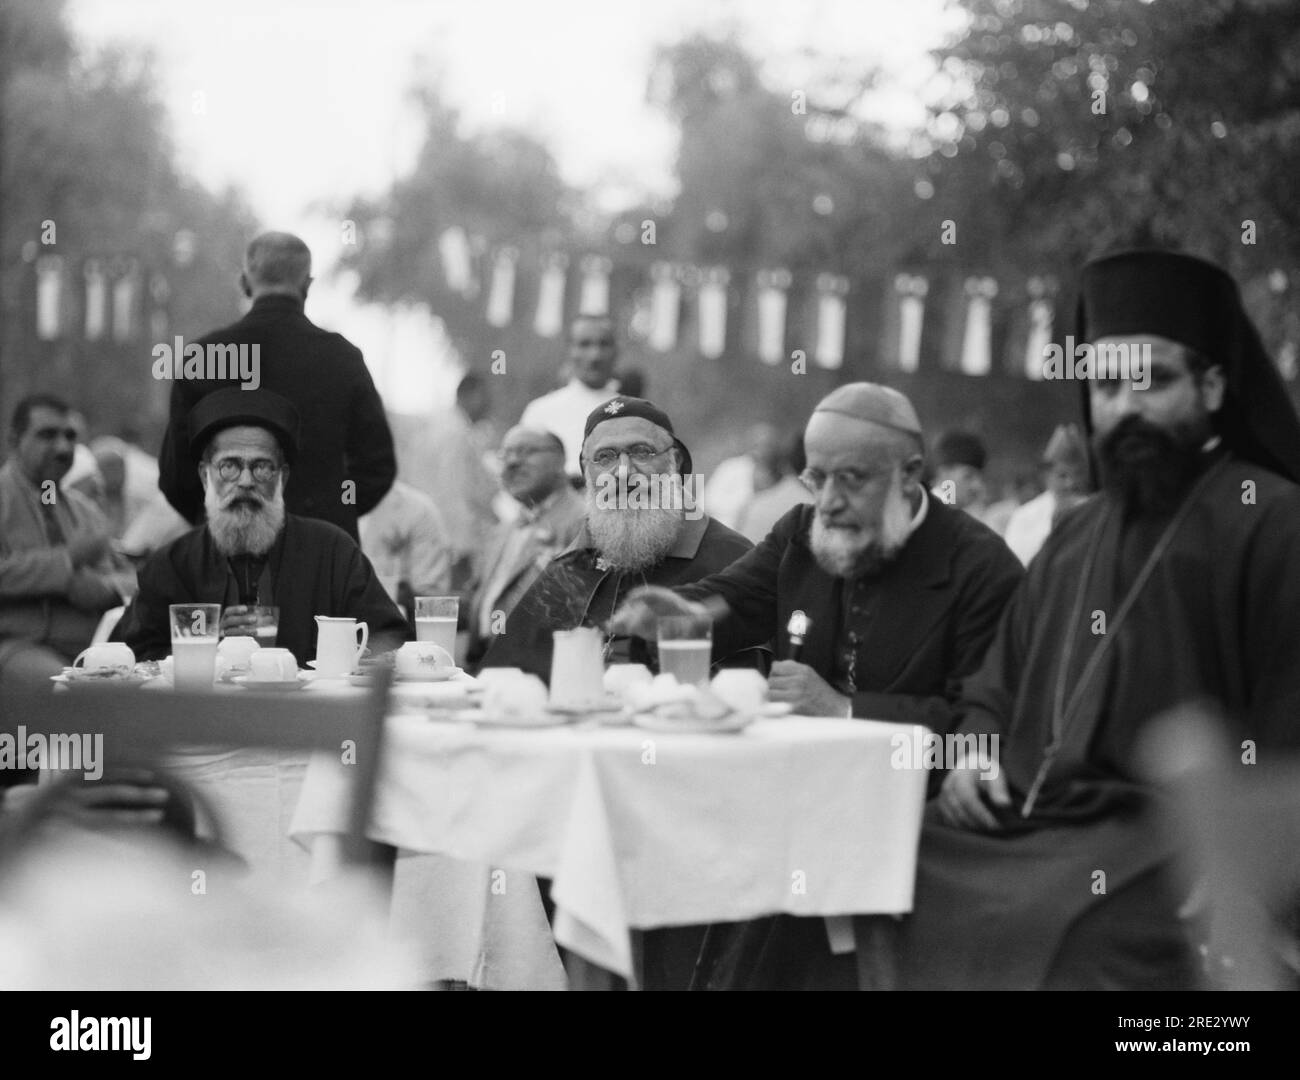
[1096,415,1207,517]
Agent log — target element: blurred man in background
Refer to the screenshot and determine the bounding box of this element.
[0,394,134,695]
[359,481,453,624]
[520,313,621,481]
[1003,423,1090,566]
[467,426,584,669]
[400,373,501,609]
[931,430,1017,535]
[159,231,396,541]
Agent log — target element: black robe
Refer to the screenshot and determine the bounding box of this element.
[480,514,767,680]
[115,514,409,667]
[897,449,1300,989]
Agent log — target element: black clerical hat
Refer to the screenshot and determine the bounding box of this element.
[1075,249,1300,484]
[581,395,693,474]
[188,388,301,464]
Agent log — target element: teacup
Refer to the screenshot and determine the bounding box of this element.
[72,642,136,673]
[709,669,768,716]
[604,663,653,703]
[395,642,455,678]
[248,648,299,682]
[217,636,261,668]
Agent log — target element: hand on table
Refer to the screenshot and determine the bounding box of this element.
[220,605,262,637]
[10,768,173,829]
[936,758,1011,831]
[767,660,850,717]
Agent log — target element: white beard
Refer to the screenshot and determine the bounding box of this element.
[584,484,684,572]
[809,474,914,579]
[204,481,286,557]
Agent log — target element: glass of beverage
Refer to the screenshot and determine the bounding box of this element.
[414,596,458,654]
[250,605,279,644]
[657,614,713,687]
[170,603,221,690]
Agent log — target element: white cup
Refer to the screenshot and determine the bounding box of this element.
[72,642,136,673]
[709,669,768,715]
[395,641,455,678]
[248,648,299,682]
[217,636,261,667]
[604,663,653,703]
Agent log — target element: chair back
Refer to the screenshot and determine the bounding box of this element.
[9,668,393,867]
[1139,705,1300,990]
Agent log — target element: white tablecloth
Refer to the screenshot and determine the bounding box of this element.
[290,712,929,979]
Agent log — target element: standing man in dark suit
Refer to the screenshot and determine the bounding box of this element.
[159,232,396,540]
[610,381,1024,988]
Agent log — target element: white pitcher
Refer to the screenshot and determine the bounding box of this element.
[549,627,606,710]
[314,616,368,676]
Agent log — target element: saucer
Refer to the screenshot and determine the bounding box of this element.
[471,710,574,729]
[394,667,462,683]
[232,674,307,691]
[631,711,753,735]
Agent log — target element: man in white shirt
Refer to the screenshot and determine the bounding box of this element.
[1003,424,1090,566]
[519,314,620,480]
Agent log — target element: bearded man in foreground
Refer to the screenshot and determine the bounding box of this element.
[610,381,1024,988]
[479,395,765,681]
[116,389,407,666]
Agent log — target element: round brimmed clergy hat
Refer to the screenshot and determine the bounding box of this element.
[581,395,693,474]
[188,388,301,464]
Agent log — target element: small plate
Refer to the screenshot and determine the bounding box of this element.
[394,667,462,683]
[471,710,574,728]
[52,669,153,687]
[232,674,307,691]
[632,711,753,734]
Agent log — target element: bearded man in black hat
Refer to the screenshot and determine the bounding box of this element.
[115,389,408,667]
[897,249,1300,990]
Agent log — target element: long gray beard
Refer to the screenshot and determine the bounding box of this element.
[809,481,913,579]
[584,487,684,572]
[205,485,286,557]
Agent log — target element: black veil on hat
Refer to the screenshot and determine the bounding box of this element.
[1074,249,1300,484]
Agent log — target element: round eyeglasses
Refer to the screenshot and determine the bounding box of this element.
[588,445,672,470]
[210,456,281,483]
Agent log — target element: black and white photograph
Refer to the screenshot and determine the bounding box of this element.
[0,0,1296,1049]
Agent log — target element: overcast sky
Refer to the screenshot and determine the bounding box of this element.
[69,0,957,411]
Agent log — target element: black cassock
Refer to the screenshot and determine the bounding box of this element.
[898,449,1300,989]
[115,513,409,667]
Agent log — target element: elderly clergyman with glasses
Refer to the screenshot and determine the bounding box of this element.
[480,395,767,685]
[115,389,408,666]
[609,382,1023,988]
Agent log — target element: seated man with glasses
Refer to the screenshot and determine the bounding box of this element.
[465,426,585,670]
[480,396,768,682]
[609,382,1023,989]
[115,389,407,666]
[480,395,767,991]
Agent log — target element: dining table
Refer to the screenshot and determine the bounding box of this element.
[289,674,931,989]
